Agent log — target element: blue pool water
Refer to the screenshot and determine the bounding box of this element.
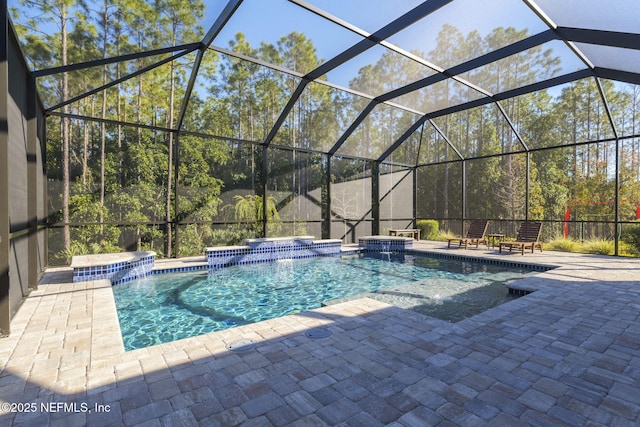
[113,253,537,350]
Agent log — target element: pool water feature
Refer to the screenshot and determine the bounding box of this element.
[113,252,538,350]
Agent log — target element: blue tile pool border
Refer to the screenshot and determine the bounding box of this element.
[73,239,555,287]
[358,236,414,251]
[205,237,342,268]
[72,253,155,285]
[149,248,554,278]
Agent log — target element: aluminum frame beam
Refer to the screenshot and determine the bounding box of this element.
[495,101,529,152]
[32,43,201,77]
[594,68,640,86]
[202,0,243,48]
[307,0,452,81]
[262,81,310,147]
[556,27,640,51]
[212,42,428,148]
[377,116,465,164]
[351,31,556,162]
[377,16,640,163]
[46,48,196,114]
[48,111,177,134]
[27,74,38,290]
[175,0,243,132]
[377,30,557,103]
[377,69,592,163]
[328,102,377,155]
[371,161,380,235]
[429,119,463,160]
[414,132,640,169]
[263,0,452,147]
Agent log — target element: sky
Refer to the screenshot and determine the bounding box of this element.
[206,0,553,89]
[9,0,635,101]
[8,0,578,85]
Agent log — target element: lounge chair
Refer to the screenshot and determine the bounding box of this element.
[447,219,489,249]
[499,222,543,255]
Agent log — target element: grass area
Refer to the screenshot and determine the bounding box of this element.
[436,230,459,241]
[582,239,615,255]
[544,237,582,253]
[423,230,638,257]
[545,237,634,256]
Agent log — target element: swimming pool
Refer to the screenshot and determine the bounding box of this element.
[113,252,538,350]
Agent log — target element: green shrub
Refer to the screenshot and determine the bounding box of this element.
[617,241,635,257]
[621,221,640,254]
[545,237,581,253]
[582,238,614,255]
[416,219,439,240]
[53,240,123,266]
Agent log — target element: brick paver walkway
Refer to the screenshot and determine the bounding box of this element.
[1,243,639,426]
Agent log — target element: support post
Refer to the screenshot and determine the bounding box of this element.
[261,145,268,238]
[42,114,48,267]
[173,132,180,257]
[322,154,331,239]
[413,166,417,229]
[461,160,467,231]
[371,161,380,235]
[595,77,620,256]
[27,75,38,288]
[526,152,530,221]
[615,138,620,256]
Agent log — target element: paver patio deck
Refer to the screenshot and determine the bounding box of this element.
[1,242,639,426]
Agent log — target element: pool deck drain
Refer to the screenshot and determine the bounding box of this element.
[303,328,332,339]
[225,338,257,352]
[1,242,640,426]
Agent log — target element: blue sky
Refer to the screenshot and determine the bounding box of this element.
[206,0,553,89]
[9,0,601,98]
[9,0,558,82]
